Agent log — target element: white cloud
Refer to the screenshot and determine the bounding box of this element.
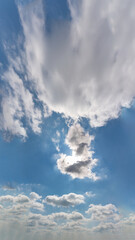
[61,221,84,232]
[15,194,30,204]
[16,0,135,128]
[27,210,84,231]
[44,193,85,207]
[30,192,42,201]
[28,213,57,229]
[1,0,135,136]
[120,213,135,226]
[0,194,30,204]
[92,222,117,232]
[0,195,15,203]
[57,154,98,180]
[49,211,84,221]
[0,191,134,238]
[0,66,42,138]
[86,204,120,222]
[30,201,44,212]
[0,193,44,212]
[57,124,99,180]
[65,124,94,156]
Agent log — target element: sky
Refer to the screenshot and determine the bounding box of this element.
[0,0,135,239]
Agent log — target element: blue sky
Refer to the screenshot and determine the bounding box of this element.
[0,0,135,239]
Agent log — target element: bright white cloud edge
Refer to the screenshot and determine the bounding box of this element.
[1,0,135,137]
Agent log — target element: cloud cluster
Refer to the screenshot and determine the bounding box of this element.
[1,0,135,136]
[30,192,42,201]
[44,192,85,207]
[0,191,86,234]
[86,203,120,222]
[52,211,84,221]
[120,213,135,226]
[0,189,135,236]
[85,203,121,233]
[0,192,44,212]
[0,194,29,204]
[57,124,99,179]
[92,222,116,232]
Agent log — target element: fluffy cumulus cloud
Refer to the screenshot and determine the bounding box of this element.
[86,203,120,222]
[44,193,85,207]
[27,210,84,230]
[0,192,44,212]
[92,222,117,232]
[0,191,85,234]
[120,213,135,226]
[0,194,29,204]
[1,0,135,136]
[49,211,84,221]
[0,189,135,237]
[57,124,99,180]
[30,192,42,201]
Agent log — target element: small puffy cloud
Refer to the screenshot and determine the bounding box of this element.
[0,194,29,204]
[61,221,83,231]
[0,192,44,212]
[28,211,84,228]
[121,213,135,226]
[8,204,28,216]
[44,193,85,207]
[57,155,98,180]
[65,124,94,156]
[30,192,42,201]
[30,201,44,212]
[57,124,99,180]
[50,211,84,221]
[69,211,84,221]
[30,201,44,211]
[92,222,116,232]
[86,203,120,222]
[0,195,15,203]
[27,213,57,229]
[15,194,30,204]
